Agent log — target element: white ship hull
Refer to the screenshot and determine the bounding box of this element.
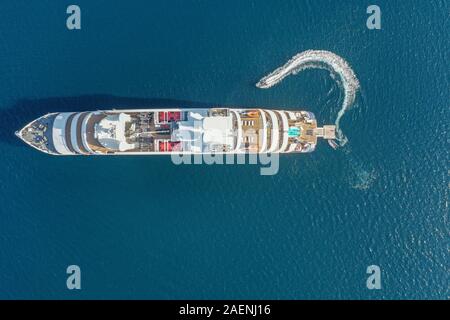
[16,108,336,156]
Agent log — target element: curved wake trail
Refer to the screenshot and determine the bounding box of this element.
[257,50,376,189]
[256,50,360,146]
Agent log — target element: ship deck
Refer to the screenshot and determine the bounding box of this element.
[85,113,110,153]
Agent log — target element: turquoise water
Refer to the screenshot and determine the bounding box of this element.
[288,127,300,138]
[0,1,448,299]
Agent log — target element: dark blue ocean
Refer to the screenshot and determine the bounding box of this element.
[0,1,448,299]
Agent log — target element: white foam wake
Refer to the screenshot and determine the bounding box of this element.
[256,50,360,146]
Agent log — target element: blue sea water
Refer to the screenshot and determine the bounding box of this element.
[0,0,448,299]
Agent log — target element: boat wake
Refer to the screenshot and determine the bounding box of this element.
[256,50,360,147]
[341,144,377,190]
[257,50,376,189]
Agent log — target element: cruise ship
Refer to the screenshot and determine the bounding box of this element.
[16,108,336,155]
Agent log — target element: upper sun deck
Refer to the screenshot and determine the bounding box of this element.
[82,108,240,154]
